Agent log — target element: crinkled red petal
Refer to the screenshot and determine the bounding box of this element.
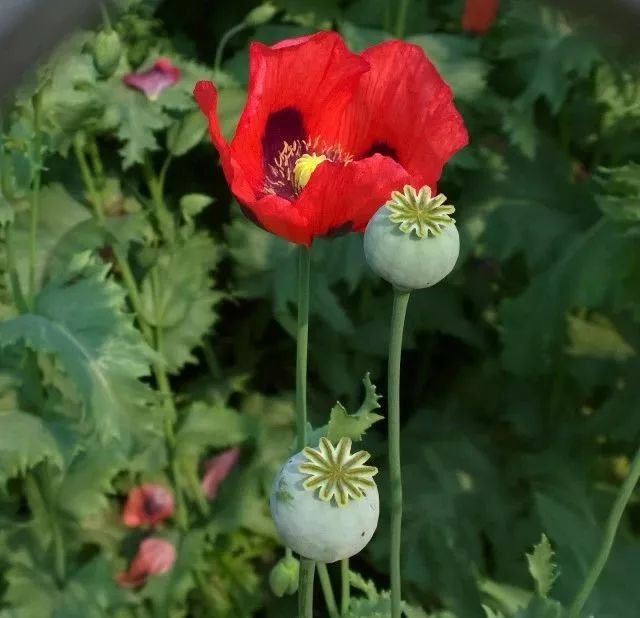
[334,41,468,189]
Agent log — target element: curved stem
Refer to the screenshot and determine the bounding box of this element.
[296,247,310,450]
[214,22,249,73]
[568,444,640,618]
[341,558,350,615]
[394,0,410,38]
[298,558,316,618]
[317,563,339,618]
[388,290,410,618]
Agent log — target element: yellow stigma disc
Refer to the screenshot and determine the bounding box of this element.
[293,153,327,191]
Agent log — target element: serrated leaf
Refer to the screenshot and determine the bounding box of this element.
[139,233,223,372]
[325,373,383,443]
[566,313,634,361]
[108,84,170,169]
[0,256,157,439]
[0,411,63,486]
[526,535,558,598]
[596,164,640,223]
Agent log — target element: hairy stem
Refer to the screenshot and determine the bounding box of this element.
[394,0,410,38]
[296,247,310,450]
[317,563,339,618]
[568,444,640,618]
[299,558,316,618]
[341,558,350,615]
[28,90,43,306]
[388,290,410,618]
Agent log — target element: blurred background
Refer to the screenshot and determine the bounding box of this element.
[1,0,639,617]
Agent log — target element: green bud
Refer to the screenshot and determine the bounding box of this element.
[245,3,277,26]
[93,30,122,78]
[268,556,299,597]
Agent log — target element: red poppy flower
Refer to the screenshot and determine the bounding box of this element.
[123,58,180,100]
[122,484,174,528]
[201,447,240,500]
[194,32,467,246]
[462,0,500,34]
[117,538,176,588]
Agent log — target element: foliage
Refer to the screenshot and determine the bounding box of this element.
[1,0,640,616]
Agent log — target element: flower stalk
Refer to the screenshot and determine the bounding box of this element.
[299,558,316,618]
[296,247,310,450]
[317,563,339,618]
[388,289,410,618]
[568,443,640,618]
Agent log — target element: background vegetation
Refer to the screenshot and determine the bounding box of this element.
[1,0,639,616]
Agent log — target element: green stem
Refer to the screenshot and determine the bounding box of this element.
[341,558,350,615]
[317,563,339,618]
[394,0,410,38]
[4,225,29,313]
[299,558,316,618]
[296,247,310,450]
[388,290,410,618]
[568,444,640,618]
[143,156,175,244]
[214,22,249,73]
[28,91,43,307]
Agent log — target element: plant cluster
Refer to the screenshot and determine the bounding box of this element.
[0,0,639,617]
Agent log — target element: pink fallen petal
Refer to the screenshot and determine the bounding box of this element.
[122,484,174,528]
[117,538,176,588]
[201,447,241,500]
[123,58,181,100]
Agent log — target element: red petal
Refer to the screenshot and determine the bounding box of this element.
[123,58,181,100]
[201,448,241,500]
[462,0,500,34]
[295,155,411,241]
[117,538,176,588]
[122,484,174,528]
[229,31,368,192]
[336,41,468,189]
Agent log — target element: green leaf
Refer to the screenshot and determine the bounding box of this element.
[0,410,63,486]
[166,110,207,157]
[325,373,383,443]
[0,255,157,439]
[566,313,634,361]
[526,534,558,598]
[514,597,565,618]
[595,164,640,223]
[139,233,223,372]
[105,84,170,169]
[180,193,213,220]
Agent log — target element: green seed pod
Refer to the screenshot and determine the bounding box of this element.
[364,185,459,291]
[93,30,122,78]
[270,437,379,563]
[268,555,300,597]
[245,3,277,26]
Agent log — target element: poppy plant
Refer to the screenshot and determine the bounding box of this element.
[201,447,240,500]
[194,32,467,246]
[117,538,176,588]
[123,58,181,100]
[122,484,174,528]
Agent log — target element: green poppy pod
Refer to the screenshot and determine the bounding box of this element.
[364,185,460,291]
[269,438,379,563]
